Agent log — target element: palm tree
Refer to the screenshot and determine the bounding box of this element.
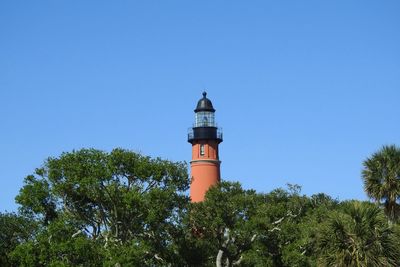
[317,201,400,267]
[362,145,400,221]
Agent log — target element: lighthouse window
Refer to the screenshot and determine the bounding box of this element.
[195,111,215,127]
[200,144,205,156]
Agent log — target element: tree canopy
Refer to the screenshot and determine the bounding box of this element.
[12,148,190,266]
[362,144,400,221]
[2,147,400,266]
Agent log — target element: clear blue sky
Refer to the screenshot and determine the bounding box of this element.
[1,1,399,212]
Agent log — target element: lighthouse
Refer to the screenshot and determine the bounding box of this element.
[188,92,223,202]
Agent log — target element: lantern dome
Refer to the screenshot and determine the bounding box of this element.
[194,92,215,112]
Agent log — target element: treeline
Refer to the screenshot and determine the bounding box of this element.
[1,146,400,266]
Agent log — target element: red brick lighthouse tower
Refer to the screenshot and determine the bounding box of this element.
[188,92,223,202]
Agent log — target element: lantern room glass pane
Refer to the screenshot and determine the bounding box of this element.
[195,111,215,127]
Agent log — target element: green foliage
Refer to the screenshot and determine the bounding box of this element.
[0,213,37,267]
[182,183,340,267]
[10,218,103,266]
[317,201,400,266]
[13,148,189,266]
[362,144,400,221]
[5,146,400,266]
[185,182,261,266]
[248,186,326,267]
[15,174,57,225]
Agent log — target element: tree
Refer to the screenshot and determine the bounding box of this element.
[247,186,329,267]
[362,145,400,221]
[10,146,400,265]
[317,201,400,267]
[182,183,321,267]
[10,217,103,267]
[13,148,190,265]
[183,182,261,267]
[0,212,37,267]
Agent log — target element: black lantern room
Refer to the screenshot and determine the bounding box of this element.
[188,92,223,144]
